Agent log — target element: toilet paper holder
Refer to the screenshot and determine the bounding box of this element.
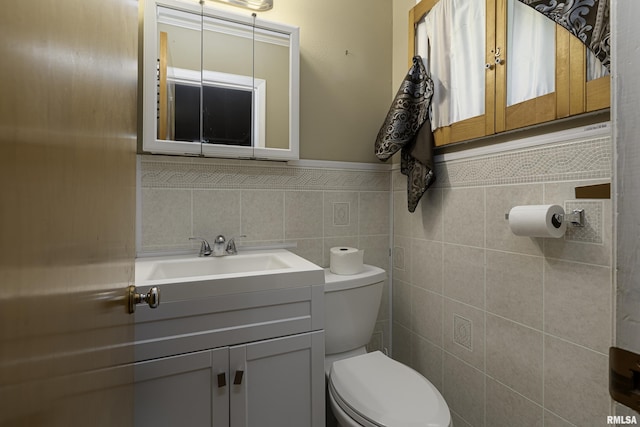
[505,208,585,227]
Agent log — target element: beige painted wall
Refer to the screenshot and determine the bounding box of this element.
[211,0,394,162]
[391,0,418,164]
[392,0,417,90]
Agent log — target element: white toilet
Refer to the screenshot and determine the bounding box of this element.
[324,265,451,427]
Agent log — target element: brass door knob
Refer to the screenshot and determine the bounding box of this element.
[127,285,160,313]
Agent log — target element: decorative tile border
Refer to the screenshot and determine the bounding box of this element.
[432,136,612,188]
[140,156,390,191]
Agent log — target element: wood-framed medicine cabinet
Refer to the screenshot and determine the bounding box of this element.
[141,0,300,160]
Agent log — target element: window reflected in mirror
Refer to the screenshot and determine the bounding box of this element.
[167,83,255,146]
[202,86,252,146]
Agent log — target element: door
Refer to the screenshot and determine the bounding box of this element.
[613,0,640,418]
[0,0,138,426]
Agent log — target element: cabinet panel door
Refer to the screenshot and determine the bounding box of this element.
[212,347,231,426]
[135,349,229,427]
[413,0,491,147]
[565,29,610,115]
[499,0,560,132]
[230,331,325,427]
[586,76,611,112]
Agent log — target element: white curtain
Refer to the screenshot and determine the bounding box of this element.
[506,0,555,106]
[415,0,561,129]
[417,0,485,130]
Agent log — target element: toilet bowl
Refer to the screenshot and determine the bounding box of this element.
[329,351,450,427]
[324,266,451,427]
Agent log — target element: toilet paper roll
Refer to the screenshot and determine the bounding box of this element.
[508,204,567,238]
[329,247,364,275]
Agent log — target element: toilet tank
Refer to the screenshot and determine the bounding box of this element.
[324,265,386,356]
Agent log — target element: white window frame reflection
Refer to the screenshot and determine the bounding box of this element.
[165,67,266,148]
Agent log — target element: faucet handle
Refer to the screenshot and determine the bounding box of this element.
[189,237,212,257]
[226,235,246,255]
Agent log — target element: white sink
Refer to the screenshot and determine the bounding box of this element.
[145,252,292,280]
[135,249,324,301]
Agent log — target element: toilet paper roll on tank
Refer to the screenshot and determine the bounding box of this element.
[508,204,567,238]
[329,247,364,275]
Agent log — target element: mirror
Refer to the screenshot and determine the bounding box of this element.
[201,14,255,147]
[142,0,299,160]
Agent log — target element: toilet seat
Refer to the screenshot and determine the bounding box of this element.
[329,351,451,427]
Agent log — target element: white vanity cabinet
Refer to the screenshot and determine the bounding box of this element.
[133,266,325,427]
[135,332,324,427]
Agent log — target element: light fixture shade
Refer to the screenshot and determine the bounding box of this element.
[211,0,273,11]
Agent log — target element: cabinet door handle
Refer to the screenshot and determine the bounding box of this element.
[494,47,504,65]
[217,373,227,388]
[233,370,244,385]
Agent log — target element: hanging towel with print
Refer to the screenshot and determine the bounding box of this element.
[375,56,435,213]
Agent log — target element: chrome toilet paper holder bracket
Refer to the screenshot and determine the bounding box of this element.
[504,208,585,227]
[559,209,585,227]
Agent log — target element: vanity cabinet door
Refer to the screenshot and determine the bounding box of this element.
[134,348,229,427]
[229,331,325,427]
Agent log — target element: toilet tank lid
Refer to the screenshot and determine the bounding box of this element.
[330,351,451,427]
[323,265,386,292]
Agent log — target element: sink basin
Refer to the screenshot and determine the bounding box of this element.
[146,252,292,280]
[135,249,324,301]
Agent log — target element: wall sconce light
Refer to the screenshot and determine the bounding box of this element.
[210,0,273,11]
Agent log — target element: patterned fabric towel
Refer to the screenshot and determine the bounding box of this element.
[375,56,435,213]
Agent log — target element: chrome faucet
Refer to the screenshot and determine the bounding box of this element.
[212,235,227,257]
[190,235,245,257]
[189,237,212,257]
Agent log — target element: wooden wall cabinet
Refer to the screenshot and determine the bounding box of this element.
[409,0,610,147]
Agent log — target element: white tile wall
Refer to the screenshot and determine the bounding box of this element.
[138,155,392,352]
[138,128,620,426]
[393,134,614,426]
